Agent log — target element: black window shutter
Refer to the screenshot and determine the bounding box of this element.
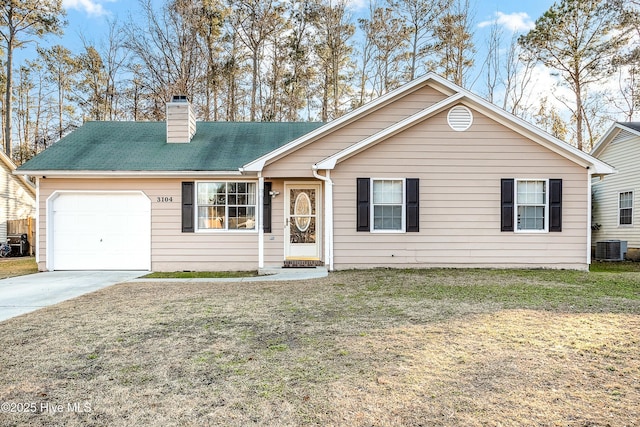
[406,178,419,232]
[356,178,370,231]
[182,181,195,232]
[501,178,514,232]
[549,179,562,232]
[263,182,272,233]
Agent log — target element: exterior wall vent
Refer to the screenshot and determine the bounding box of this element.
[166,95,196,143]
[447,105,473,131]
[595,240,627,261]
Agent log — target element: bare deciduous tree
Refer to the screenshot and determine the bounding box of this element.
[0,0,65,157]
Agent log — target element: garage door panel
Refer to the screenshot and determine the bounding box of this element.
[51,193,151,270]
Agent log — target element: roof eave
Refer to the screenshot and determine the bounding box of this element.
[14,170,246,178]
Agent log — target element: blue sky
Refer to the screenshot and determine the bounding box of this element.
[57,0,556,53]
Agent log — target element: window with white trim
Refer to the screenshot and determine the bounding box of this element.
[619,191,633,226]
[372,179,404,231]
[197,182,256,230]
[516,180,547,232]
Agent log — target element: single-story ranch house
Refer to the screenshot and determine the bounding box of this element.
[16,73,615,272]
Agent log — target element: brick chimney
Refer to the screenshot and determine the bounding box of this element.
[166,95,196,143]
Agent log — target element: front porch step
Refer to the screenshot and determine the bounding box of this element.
[283,259,324,268]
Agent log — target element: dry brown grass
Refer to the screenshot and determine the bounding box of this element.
[0,268,638,426]
[0,257,37,279]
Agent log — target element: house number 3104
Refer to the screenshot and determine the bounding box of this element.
[156,196,173,202]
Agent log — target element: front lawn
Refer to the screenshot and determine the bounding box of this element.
[0,257,38,279]
[0,267,638,426]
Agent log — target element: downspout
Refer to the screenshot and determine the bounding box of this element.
[312,165,334,271]
[587,167,592,267]
[258,173,264,269]
[35,177,40,266]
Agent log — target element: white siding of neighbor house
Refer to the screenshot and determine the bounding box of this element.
[37,178,263,272]
[1,160,35,242]
[283,107,588,270]
[592,131,640,248]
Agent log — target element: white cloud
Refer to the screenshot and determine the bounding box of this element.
[63,0,111,18]
[478,11,536,33]
[344,0,368,12]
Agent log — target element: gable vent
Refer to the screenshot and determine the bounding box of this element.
[447,105,473,131]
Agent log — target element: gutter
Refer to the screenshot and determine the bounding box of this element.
[13,170,245,178]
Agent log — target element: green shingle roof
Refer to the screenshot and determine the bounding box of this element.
[17,121,324,172]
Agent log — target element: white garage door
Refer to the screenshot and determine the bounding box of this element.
[51,192,151,270]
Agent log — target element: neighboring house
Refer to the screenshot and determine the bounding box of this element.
[1,150,36,243]
[591,122,640,260]
[16,73,615,272]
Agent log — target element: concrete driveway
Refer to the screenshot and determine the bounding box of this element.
[0,271,146,322]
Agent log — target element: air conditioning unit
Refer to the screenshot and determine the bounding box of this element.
[595,240,627,261]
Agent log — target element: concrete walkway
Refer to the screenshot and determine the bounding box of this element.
[130,266,329,283]
[0,267,328,322]
[0,270,147,322]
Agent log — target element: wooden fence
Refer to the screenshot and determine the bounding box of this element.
[7,218,35,256]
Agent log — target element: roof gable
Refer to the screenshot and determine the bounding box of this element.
[1,151,35,197]
[591,122,640,157]
[242,73,456,172]
[244,72,615,176]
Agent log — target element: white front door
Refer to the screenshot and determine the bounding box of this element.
[284,183,321,260]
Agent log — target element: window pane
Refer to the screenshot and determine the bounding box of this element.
[373,180,402,204]
[197,206,225,229]
[620,192,633,209]
[517,206,545,230]
[197,182,225,205]
[229,206,256,229]
[517,180,545,204]
[373,205,402,230]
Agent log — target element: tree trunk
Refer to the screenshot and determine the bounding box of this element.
[4,34,13,158]
[574,72,583,151]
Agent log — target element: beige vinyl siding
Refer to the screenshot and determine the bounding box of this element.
[263,85,448,177]
[330,109,590,269]
[1,163,35,242]
[37,178,261,272]
[592,135,640,248]
[263,179,285,266]
[166,102,196,143]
